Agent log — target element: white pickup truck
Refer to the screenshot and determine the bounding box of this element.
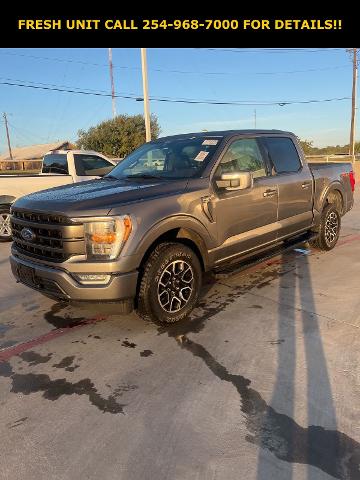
[0,150,116,241]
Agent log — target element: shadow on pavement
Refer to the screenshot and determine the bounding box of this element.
[173,251,360,479]
[256,252,358,479]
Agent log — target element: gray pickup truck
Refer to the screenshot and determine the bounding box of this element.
[10,130,355,323]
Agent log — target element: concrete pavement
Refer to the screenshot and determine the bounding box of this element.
[0,195,360,480]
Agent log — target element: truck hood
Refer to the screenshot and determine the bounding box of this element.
[13,177,189,217]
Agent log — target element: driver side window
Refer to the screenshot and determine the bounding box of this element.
[217,138,267,178]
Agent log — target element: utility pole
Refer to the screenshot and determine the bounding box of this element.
[349,48,358,162]
[3,112,13,160]
[108,48,117,119]
[141,48,151,142]
[254,109,257,128]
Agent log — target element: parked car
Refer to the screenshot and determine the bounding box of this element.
[0,150,116,241]
[10,130,355,323]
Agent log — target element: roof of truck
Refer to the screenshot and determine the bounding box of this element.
[154,130,294,142]
[47,150,116,165]
[47,149,108,156]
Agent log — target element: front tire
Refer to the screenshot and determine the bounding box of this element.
[137,242,202,324]
[310,204,341,251]
[0,206,12,242]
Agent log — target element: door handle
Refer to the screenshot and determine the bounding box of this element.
[263,189,277,197]
[301,182,311,189]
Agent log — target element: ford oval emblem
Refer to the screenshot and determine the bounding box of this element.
[21,227,36,242]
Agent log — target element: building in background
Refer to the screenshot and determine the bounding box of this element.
[0,141,71,172]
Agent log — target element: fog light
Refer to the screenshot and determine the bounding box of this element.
[74,273,111,285]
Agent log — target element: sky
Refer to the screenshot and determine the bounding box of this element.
[0,48,357,153]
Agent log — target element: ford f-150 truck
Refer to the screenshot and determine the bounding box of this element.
[9,130,355,323]
[0,150,116,241]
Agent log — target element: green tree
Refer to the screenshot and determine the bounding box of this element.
[297,138,360,156]
[77,114,160,158]
[299,139,316,154]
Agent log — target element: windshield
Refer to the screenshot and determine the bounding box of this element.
[107,136,222,180]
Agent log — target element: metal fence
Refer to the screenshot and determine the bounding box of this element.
[306,155,358,163]
[0,160,43,171]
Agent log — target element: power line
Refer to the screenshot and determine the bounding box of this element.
[0,80,138,99]
[7,123,39,147]
[0,76,138,96]
[246,65,349,75]
[8,122,36,143]
[197,48,345,53]
[46,63,70,142]
[8,121,49,143]
[6,75,341,103]
[0,80,351,106]
[0,51,109,68]
[0,51,349,76]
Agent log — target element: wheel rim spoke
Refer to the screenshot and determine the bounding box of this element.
[0,214,12,237]
[325,211,339,245]
[158,259,194,313]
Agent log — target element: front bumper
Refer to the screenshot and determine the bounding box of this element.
[10,254,138,303]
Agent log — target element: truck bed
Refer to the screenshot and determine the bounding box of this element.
[308,161,354,215]
[0,174,73,200]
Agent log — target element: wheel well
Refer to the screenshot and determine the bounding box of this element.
[0,196,16,206]
[324,190,343,215]
[138,228,206,274]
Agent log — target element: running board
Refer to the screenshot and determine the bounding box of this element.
[214,232,317,277]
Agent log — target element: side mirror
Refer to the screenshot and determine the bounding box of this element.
[216,171,253,191]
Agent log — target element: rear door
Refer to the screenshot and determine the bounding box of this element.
[211,136,279,264]
[262,136,313,239]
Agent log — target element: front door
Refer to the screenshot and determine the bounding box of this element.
[211,137,279,265]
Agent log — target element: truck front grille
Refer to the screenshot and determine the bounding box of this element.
[11,209,84,262]
[12,210,71,225]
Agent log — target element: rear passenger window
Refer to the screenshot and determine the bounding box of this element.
[265,137,301,174]
[42,154,68,174]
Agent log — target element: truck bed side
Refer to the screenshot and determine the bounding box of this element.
[0,175,73,203]
[308,162,354,216]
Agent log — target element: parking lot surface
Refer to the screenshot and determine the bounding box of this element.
[1,195,360,480]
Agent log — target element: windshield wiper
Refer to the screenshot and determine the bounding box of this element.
[124,173,164,180]
[103,174,120,180]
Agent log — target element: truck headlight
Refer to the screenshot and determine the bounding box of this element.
[84,216,132,260]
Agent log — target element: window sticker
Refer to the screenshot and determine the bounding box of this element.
[194,151,209,162]
[202,139,219,145]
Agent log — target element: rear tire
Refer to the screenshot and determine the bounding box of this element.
[137,242,202,324]
[310,204,340,251]
[0,205,12,242]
